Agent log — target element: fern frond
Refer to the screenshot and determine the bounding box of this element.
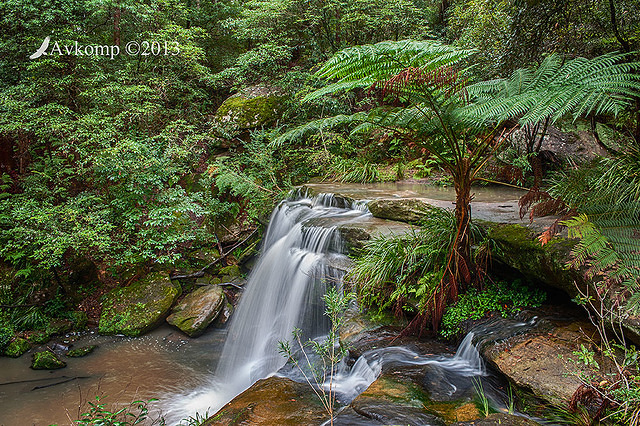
[303,40,474,103]
[465,52,640,126]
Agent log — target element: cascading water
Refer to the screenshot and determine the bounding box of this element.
[165,192,368,420]
[165,191,538,424]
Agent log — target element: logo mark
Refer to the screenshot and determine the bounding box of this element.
[29,36,50,59]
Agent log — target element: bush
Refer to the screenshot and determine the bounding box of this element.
[440,280,546,339]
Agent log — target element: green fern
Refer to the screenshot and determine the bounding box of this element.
[465,52,640,126]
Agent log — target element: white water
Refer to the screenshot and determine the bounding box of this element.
[164,192,536,424]
[164,193,368,421]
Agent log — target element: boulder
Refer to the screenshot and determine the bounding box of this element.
[4,337,31,357]
[214,86,287,131]
[167,285,225,337]
[203,376,327,425]
[66,345,97,357]
[31,350,66,369]
[480,317,611,407]
[98,272,181,337]
[486,223,640,345]
[368,198,435,223]
[350,373,446,425]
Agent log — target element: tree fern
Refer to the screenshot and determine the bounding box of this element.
[466,52,640,126]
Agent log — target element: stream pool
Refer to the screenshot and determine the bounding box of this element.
[0,326,226,425]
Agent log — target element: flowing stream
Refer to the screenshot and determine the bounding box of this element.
[164,191,534,423]
[0,186,536,425]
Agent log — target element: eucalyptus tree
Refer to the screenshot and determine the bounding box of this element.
[274,40,640,329]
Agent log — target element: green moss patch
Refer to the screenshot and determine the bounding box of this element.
[98,272,181,337]
[5,337,31,357]
[31,350,66,369]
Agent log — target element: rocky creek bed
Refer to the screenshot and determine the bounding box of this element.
[0,183,619,425]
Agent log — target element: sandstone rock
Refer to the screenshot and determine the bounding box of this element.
[167,285,225,337]
[203,376,327,425]
[368,198,435,223]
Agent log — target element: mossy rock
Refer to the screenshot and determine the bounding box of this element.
[69,311,88,331]
[26,331,50,345]
[219,265,241,281]
[46,318,73,336]
[166,285,225,337]
[31,350,66,369]
[66,345,97,357]
[214,87,288,130]
[98,272,181,337]
[368,198,435,223]
[486,224,579,297]
[5,337,31,357]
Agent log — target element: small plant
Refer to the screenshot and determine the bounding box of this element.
[279,287,355,426]
[75,396,163,426]
[473,377,490,417]
[177,410,210,426]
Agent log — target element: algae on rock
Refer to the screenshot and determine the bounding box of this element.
[31,350,66,369]
[98,272,181,337]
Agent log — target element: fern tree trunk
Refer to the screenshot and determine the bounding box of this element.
[429,158,475,331]
[452,158,474,289]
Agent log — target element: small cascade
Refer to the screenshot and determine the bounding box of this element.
[165,192,368,421]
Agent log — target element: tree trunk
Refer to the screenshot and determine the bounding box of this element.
[452,159,473,289]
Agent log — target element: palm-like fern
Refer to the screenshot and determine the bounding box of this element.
[465,53,640,126]
[275,39,640,332]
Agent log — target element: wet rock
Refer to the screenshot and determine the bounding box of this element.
[368,198,435,223]
[215,301,234,326]
[214,86,288,131]
[4,337,31,357]
[422,364,475,402]
[167,285,225,337]
[481,317,611,407]
[66,345,97,357]
[453,412,542,425]
[31,350,66,369]
[350,373,446,425]
[98,272,181,337]
[203,376,327,425]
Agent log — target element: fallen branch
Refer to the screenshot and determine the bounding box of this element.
[170,227,260,281]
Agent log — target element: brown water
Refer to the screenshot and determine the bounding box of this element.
[0,326,226,426]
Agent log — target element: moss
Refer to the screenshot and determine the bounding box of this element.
[69,311,88,331]
[215,94,288,130]
[98,272,181,337]
[4,337,31,357]
[488,224,540,251]
[31,350,66,369]
[219,265,241,278]
[26,331,50,344]
[66,345,97,357]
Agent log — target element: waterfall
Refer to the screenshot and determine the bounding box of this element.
[166,192,367,419]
